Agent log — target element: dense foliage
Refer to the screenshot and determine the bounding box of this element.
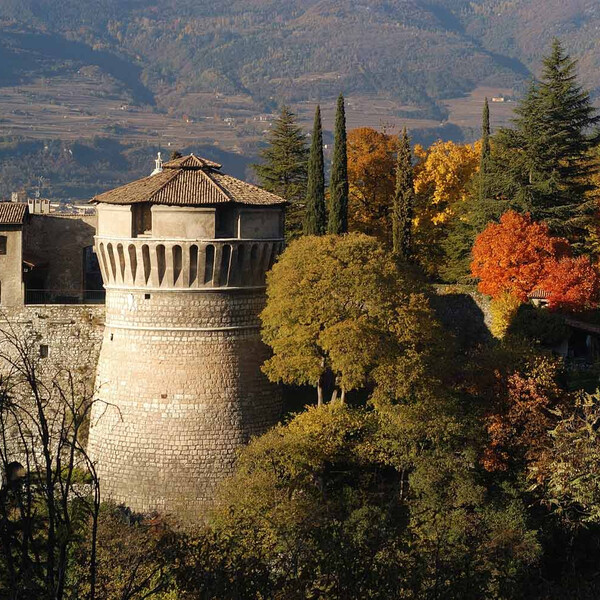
[260,234,437,404]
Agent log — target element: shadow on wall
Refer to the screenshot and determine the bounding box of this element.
[429,292,493,351]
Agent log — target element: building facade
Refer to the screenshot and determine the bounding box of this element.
[87,154,286,517]
[0,203,27,307]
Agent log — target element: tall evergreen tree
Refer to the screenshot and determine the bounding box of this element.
[254,105,308,238]
[303,105,326,236]
[479,97,491,203]
[328,94,349,234]
[494,39,600,246]
[392,128,415,259]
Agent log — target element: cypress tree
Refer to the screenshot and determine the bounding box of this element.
[254,105,308,239]
[328,94,349,234]
[479,98,491,203]
[494,39,600,246]
[304,105,327,236]
[392,128,415,259]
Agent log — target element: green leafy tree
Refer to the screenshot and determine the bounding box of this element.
[208,402,539,599]
[260,234,437,405]
[493,39,600,246]
[303,105,326,236]
[328,94,349,234]
[392,128,415,259]
[254,105,308,239]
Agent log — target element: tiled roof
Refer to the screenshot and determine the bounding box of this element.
[0,202,27,225]
[91,154,286,207]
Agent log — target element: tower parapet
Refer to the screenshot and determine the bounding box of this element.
[96,238,283,290]
[87,154,286,517]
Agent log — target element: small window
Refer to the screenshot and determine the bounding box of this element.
[144,293,151,300]
[39,344,49,359]
[0,236,7,255]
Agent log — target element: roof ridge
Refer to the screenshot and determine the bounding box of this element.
[163,153,222,170]
[202,168,233,202]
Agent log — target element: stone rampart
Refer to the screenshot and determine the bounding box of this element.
[0,305,105,465]
[0,305,105,382]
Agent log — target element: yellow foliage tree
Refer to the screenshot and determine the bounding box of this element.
[490,292,523,339]
[413,140,480,225]
[412,140,480,274]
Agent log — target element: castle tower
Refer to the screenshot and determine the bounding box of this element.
[87,154,286,517]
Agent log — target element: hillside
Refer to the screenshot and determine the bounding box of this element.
[0,0,598,199]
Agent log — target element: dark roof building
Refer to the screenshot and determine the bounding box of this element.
[0,202,28,225]
[91,153,286,207]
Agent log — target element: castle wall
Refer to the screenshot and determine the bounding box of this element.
[0,305,105,465]
[88,289,280,518]
[237,208,283,239]
[97,205,132,238]
[0,305,105,383]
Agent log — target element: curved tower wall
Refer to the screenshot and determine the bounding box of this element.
[88,233,284,517]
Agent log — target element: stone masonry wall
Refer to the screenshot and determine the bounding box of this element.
[0,305,105,382]
[88,289,282,519]
[0,305,105,466]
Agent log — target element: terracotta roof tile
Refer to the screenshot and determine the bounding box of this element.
[0,202,27,225]
[211,172,289,206]
[91,154,286,207]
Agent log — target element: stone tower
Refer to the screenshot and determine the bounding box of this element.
[87,154,286,517]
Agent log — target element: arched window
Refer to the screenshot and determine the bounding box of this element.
[219,244,232,287]
[156,245,166,286]
[116,244,126,281]
[190,245,198,285]
[106,243,117,281]
[172,245,183,286]
[142,244,151,284]
[128,244,138,283]
[204,245,215,285]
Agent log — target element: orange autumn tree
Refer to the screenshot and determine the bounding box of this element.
[347,127,397,243]
[471,211,570,302]
[537,256,600,312]
[482,357,571,477]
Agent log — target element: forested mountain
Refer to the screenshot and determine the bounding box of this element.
[0,0,598,199]
[0,0,598,116]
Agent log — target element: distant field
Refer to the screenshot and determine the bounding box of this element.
[444,87,516,133]
[0,71,515,152]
